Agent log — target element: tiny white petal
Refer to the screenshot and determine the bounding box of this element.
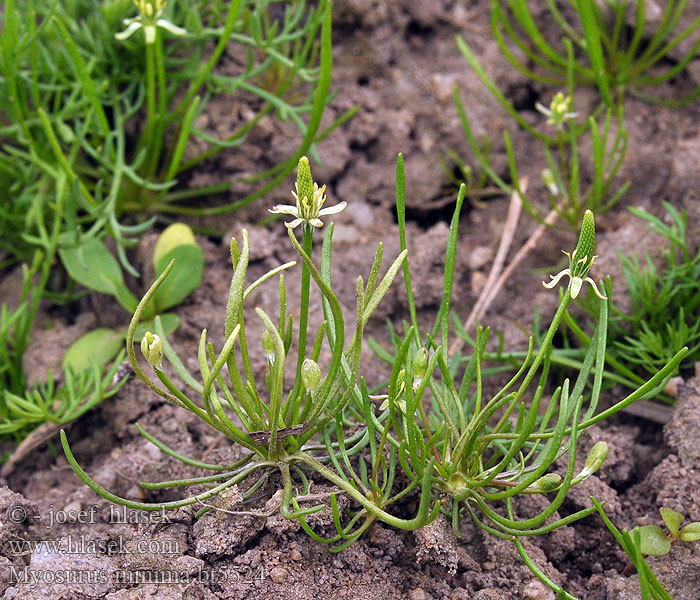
[115,20,143,40]
[308,218,324,228]
[157,18,187,36]
[535,102,552,116]
[269,204,299,215]
[318,201,347,216]
[285,218,303,229]
[569,277,583,298]
[585,277,608,300]
[542,269,569,290]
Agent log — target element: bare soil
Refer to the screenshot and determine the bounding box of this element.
[2,1,700,599]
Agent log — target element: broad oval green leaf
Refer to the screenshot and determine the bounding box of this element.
[153,223,197,269]
[59,237,138,312]
[63,328,125,372]
[152,244,204,313]
[59,237,123,295]
[679,522,700,542]
[660,507,683,538]
[634,525,671,556]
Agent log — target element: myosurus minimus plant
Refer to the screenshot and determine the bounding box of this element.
[61,157,686,599]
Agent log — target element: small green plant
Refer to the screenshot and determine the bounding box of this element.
[0,0,351,278]
[593,498,679,600]
[62,156,437,542]
[605,203,700,379]
[60,223,204,373]
[511,202,700,404]
[61,157,687,600]
[453,66,628,228]
[0,360,126,438]
[490,0,700,108]
[633,507,700,556]
[370,171,685,598]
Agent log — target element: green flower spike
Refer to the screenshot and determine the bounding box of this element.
[543,210,607,300]
[115,0,186,45]
[269,157,346,230]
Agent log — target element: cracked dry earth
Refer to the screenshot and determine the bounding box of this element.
[2,1,700,598]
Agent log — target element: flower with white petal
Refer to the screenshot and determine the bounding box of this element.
[270,176,346,230]
[543,248,607,299]
[115,0,186,45]
[535,92,578,131]
[543,209,607,300]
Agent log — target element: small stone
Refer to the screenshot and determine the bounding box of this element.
[430,73,459,105]
[125,485,148,500]
[289,549,302,561]
[663,376,684,398]
[467,246,493,270]
[470,270,487,294]
[143,440,162,460]
[269,566,288,583]
[481,561,496,572]
[63,500,82,520]
[409,589,426,600]
[522,579,555,600]
[161,419,178,433]
[93,465,118,489]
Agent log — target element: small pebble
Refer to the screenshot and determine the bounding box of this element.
[161,419,178,433]
[143,440,162,460]
[269,566,288,583]
[63,500,82,520]
[470,270,487,294]
[481,561,495,572]
[522,579,554,600]
[410,589,426,600]
[467,246,493,270]
[289,549,302,561]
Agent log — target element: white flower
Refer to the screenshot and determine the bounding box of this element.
[269,181,346,230]
[378,396,407,415]
[115,0,186,45]
[542,248,607,300]
[535,92,578,130]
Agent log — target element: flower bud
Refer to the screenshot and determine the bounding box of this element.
[541,168,559,196]
[582,441,608,476]
[412,347,429,390]
[528,473,562,493]
[573,441,608,484]
[301,358,322,391]
[141,332,163,370]
[262,330,276,364]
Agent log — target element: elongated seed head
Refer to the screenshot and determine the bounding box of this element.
[296,157,314,208]
[573,210,595,271]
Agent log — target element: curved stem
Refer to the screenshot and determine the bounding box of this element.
[292,452,438,530]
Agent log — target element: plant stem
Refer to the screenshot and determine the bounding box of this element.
[293,226,314,398]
